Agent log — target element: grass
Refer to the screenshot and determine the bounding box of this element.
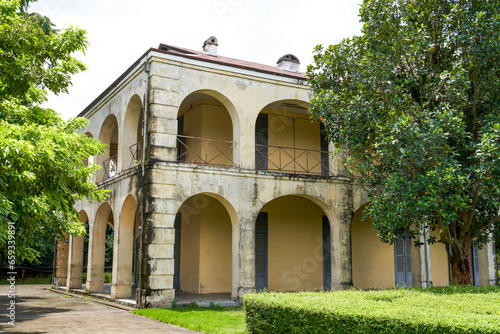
[0,276,52,285]
[132,306,246,334]
[132,286,500,334]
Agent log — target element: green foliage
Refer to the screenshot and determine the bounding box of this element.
[133,307,246,334]
[0,0,107,264]
[103,272,112,283]
[104,224,114,268]
[244,288,500,333]
[307,0,500,283]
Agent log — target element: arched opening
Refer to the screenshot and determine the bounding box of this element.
[255,195,331,291]
[120,95,143,170]
[97,114,119,182]
[255,100,330,176]
[112,195,140,299]
[177,91,237,167]
[175,194,233,297]
[86,202,114,293]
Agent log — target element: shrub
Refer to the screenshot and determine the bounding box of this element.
[244,288,500,333]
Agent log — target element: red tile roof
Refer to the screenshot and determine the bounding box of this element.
[79,44,307,117]
[156,43,307,80]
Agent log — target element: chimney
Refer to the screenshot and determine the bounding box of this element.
[277,54,300,72]
[203,36,218,56]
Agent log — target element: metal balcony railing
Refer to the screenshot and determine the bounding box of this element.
[129,140,143,167]
[255,144,331,176]
[177,135,236,168]
[102,155,117,181]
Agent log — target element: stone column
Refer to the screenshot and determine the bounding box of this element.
[111,206,134,300]
[332,183,353,290]
[479,239,497,286]
[54,236,69,287]
[66,234,84,290]
[238,108,257,169]
[86,207,110,293]
[418,227,432,288]
[139,61,180,308]
[237,210,258,299]
[410,227,432,288]
[330,144,350,178]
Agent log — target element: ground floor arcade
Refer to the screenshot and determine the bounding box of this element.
[55,165,497,308]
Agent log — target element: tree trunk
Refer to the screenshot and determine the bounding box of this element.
[450,237,473,286]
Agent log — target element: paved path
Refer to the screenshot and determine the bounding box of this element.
[0,284,200,333]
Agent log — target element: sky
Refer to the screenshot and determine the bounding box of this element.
[29,0,363,120]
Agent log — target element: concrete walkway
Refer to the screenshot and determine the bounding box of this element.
[0,284,201,333]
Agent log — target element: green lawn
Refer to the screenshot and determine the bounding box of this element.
[132,306,246,334]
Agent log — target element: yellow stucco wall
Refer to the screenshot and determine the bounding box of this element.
[199,197,232,293]
[430,232,450,287]
[351,207,395,289]
[179,197,201,293]
[263,195,324,291]
[264,108,323,174]
[178,195,232,294]
[179,99,233,166]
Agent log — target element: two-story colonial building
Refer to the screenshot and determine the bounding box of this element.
[54,37,497,308]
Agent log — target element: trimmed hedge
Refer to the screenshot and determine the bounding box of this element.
[244,288,500,333]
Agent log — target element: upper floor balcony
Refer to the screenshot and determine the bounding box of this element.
[90,91,336,184]
[175,93,333,176]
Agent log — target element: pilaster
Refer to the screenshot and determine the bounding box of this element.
[54,236,69,287]
[66,234,84,290]
[332,182,353,290]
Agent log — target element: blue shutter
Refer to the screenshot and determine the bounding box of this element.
[177,115,184,162]
[472,245,480,286]
[173,213,181,291]
[395,237,412,287]
[255,212,268,291]
[320,123,329,176]
[255,114,268,170]
[322,216,331,290]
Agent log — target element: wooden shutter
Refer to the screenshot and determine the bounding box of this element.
[255,212,268,291]
[322,216,331,290]
[177,116,184,162]
[320,123,329,176]
[173,213,181,291]
[255,114,268,170]
[395,237,412,287]
[472,245,480,286]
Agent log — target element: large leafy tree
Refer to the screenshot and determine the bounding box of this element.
[308,0,500,285]
[0,0,106,266]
